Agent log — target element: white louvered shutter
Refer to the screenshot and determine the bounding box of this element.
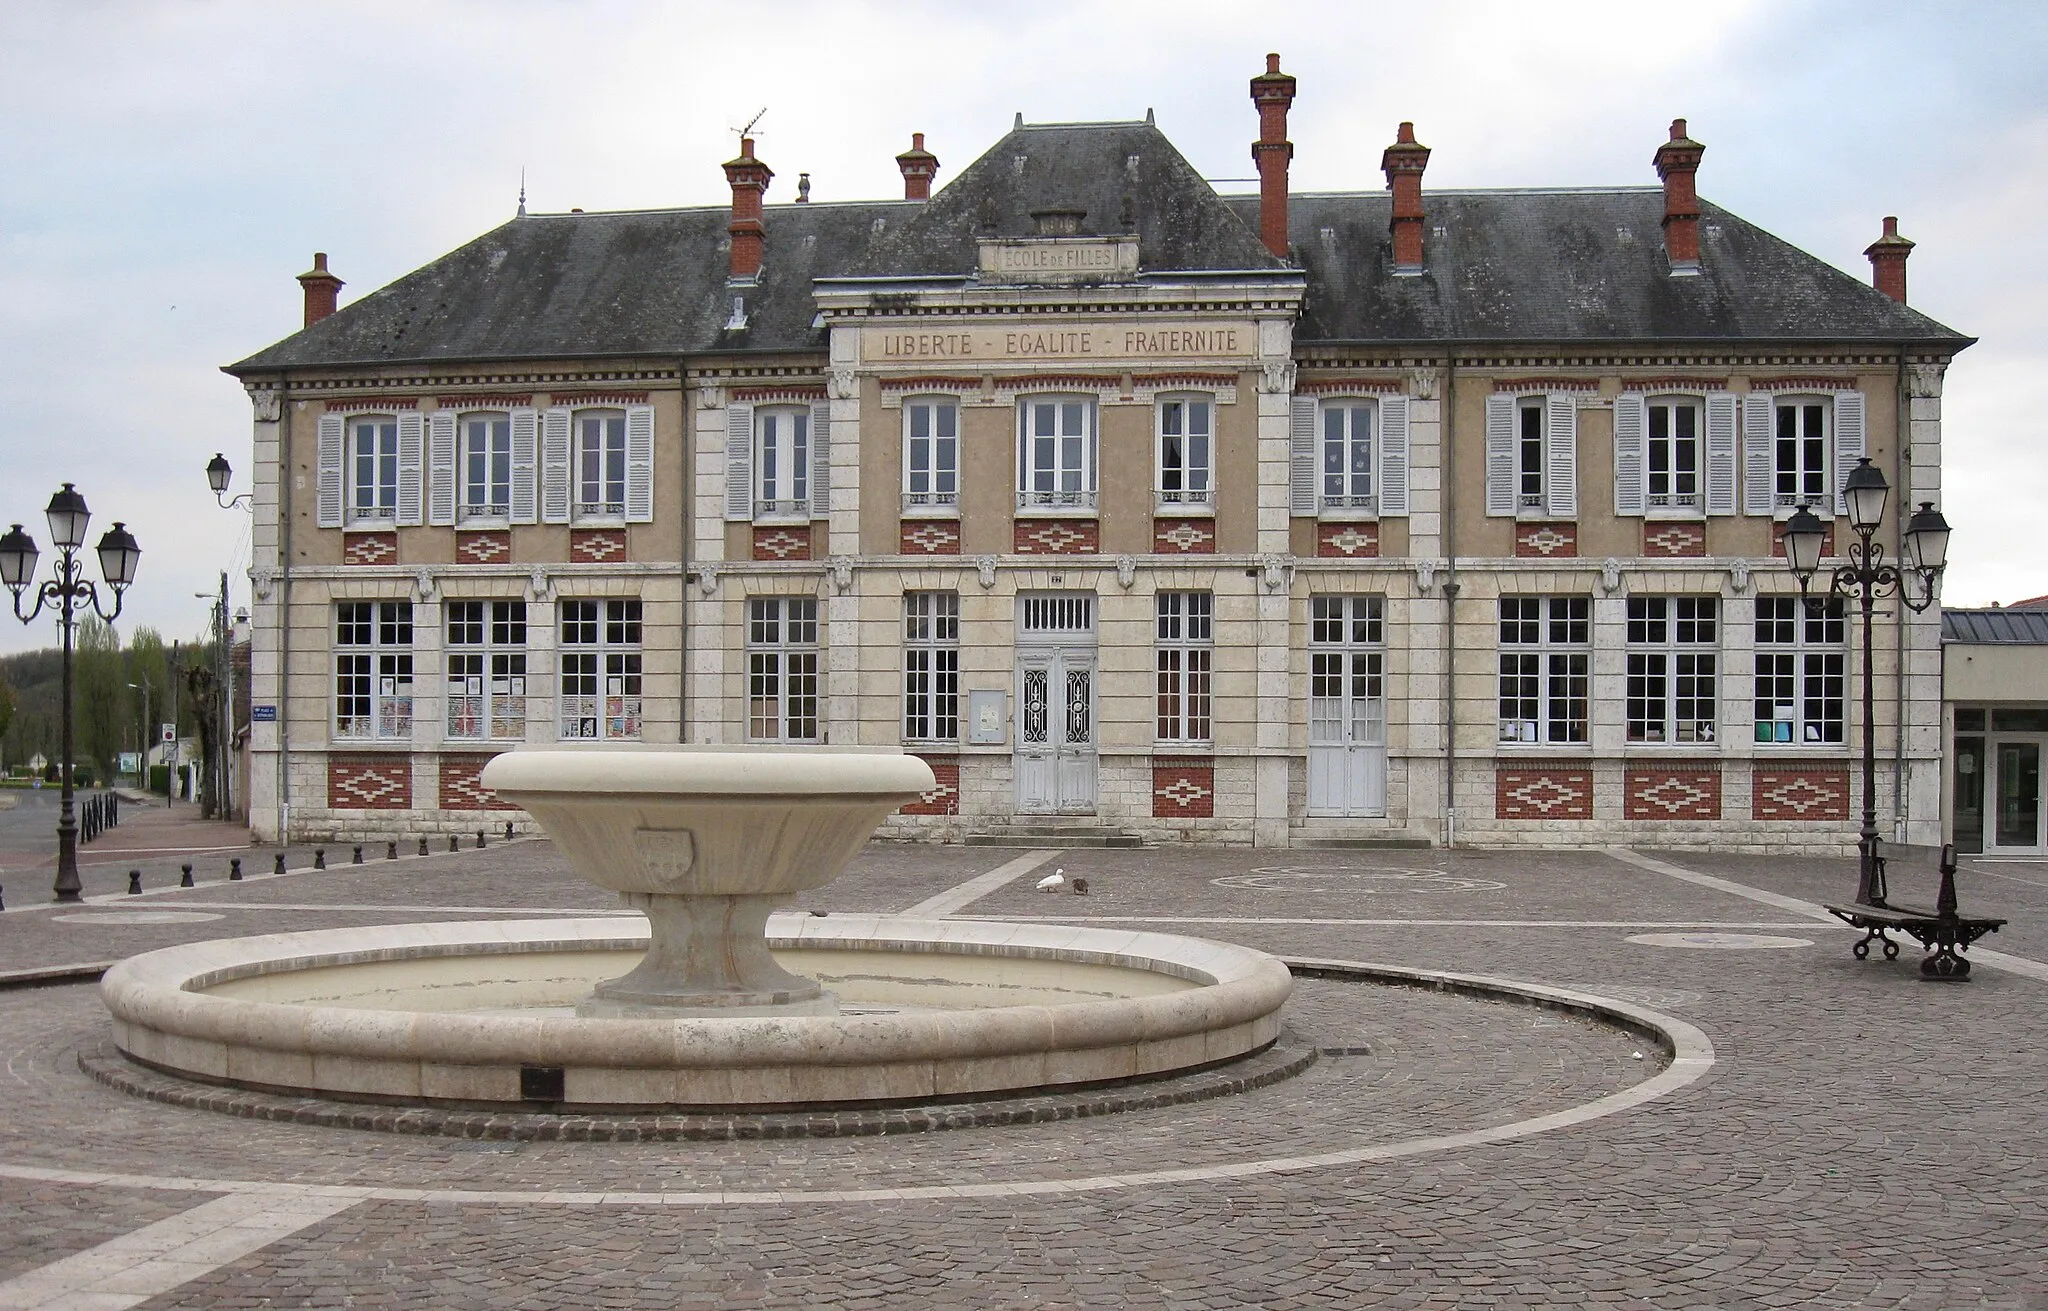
[624,404,654,523]
[1545,394,1578,519]
[1288,396,1319,516]
[315,413,344,528]
[1833,391,1866,516]
[725,403,755,521]
[1704,392,1738,516]
[1378,395,1410,516]
[809,400,832,519]
[1484,394,1515,517]
[509,408,538,524]
[1743,393,1774,515]
[395,412,425,526]
[1613,392,1647,517]
[427,411,457,526]
[540,407,572,524]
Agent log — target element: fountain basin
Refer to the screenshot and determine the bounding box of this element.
[101,915,1293,1109]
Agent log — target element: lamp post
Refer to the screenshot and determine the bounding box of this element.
[1782,458,1950,907]
[125,678,151,791]
[1,485,142,902]
[204,454,250,822]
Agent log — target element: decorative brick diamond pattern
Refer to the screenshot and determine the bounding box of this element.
[1154,519,1216,554]
[1014,519,1099,555]
[1316,522,1379,558]
[899,757,960,816]
[1625,767,1722,820]
[1495,766,1593,820]
[1752,765,1850,821]
[570,528,628,563]
[900,520,961,555]
[455,531,511,565]
[1773,521,1836,559]
[752,526,813,561]
[1515,522,1577,558]
[1153,761,1216,818]
[342,532,398,566]
[1641,522,1707,558]
[327,755,410,810]
[438,755,519,811]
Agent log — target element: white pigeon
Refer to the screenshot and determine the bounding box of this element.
[1035,868,1066,892]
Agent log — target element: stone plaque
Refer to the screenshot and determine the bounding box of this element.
[862,319,1257,366]
[978,236,1140,283]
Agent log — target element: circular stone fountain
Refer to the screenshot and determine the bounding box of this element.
[100,747,1293,1112]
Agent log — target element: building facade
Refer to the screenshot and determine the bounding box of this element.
[227,57,1970,850]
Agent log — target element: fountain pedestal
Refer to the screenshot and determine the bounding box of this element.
[480,747,933,1017]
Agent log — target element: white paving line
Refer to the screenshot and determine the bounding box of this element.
[0,1189,360,1310]
[0,962,1713,1208]
[899,850,1057,917]
[954,915,1825,929]
[1607,848,2048,984]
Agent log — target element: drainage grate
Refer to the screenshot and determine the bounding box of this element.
[519,1065,565,1101]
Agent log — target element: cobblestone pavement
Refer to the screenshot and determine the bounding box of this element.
[0,839,2042,1308]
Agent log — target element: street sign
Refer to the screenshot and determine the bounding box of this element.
[252,705,277,722]
[161,723,176,743]
[164,743,180,764]
[118,752,141,774]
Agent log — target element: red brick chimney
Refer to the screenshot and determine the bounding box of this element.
[1864,216,1914,304]
[1381,122,1431,274]
[1248,53,1296,260]
[722,137,773,281]
[895,133,939,202]
[1653,118,1705,272]
[296,252,343,328]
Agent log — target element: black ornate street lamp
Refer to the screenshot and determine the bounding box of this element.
[1782,458,1950,907]
[1,485,142,902]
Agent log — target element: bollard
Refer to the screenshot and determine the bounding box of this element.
[476,829,487,849]
[418,837,429,857]
[450,835,460,853]
[314,848,326,870]
[387,841,398,861]
[227,859,239,883]
[0,883,6,911]
[272,853,284,877]
[506,821,515,842]
[352,845,364,865]
[182,864,196,888]
[128,870,142,895]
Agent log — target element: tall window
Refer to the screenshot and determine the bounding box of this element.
[558,599,641,740]
[1774,398,1830,510]
[1517,399,1545,509]
[748,597,820,742]
[1320,400,1376,510]
[1156,591,1213,743]
[1016,396,1096,509]
[1755,596,1845,743]
[756,407,810,517]
[1626,596,1717,743]
[446,600,528,740]
[903,400,958,510]
[349,415,399,520]
[575,410,627,517]
[1498,596,1589,744]
[903,591,960,742]
[1646,398,1700,510]
[461,412,512,518]
[1157,396,1213,506]
[334,601,412,739]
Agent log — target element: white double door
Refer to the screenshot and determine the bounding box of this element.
[1016,644,1097,815]
[1307,601,1388,817]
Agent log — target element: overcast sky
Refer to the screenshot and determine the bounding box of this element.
[1,0,2043,654]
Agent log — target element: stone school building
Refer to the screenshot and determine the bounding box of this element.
[225,55,1969,849]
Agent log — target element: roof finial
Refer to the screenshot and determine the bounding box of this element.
[517,168,526,218]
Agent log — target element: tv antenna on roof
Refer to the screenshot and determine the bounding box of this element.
[731,108,768,142]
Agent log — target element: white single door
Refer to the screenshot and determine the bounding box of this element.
[1015,593,1098,816]
[1307,595,1388,817]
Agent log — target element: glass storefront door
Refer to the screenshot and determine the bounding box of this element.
[1994,740,2041,850]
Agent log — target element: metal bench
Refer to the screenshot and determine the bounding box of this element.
[1823,845,2005,980]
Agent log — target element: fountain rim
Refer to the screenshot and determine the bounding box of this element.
[479,744,937,799]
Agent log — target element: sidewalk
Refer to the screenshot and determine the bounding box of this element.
[0,795,265,903]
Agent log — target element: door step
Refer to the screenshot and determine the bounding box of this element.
[966,824,1145,849]
[1296,835,1433,850]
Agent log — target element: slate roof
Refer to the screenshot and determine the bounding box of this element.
[1943,610,2048,645]
[227,121,1969,376]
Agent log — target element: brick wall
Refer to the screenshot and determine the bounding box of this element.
[899,756,960,815]
[327,754,410,809]
[1641,522,1706,557]
[1752,763,1850,820]
[456,530,511,565]
[1316,522,1378,558]
[1014,519,1099,554]
[1154,518,1217,553]
[1153,759,1216,818]
[438,755,519,811]
[1515,522,1577,558]
[571,528,628,563]
[900,520,961,554]
[1625,766,1721,819]
[343,532,398,566]
[1495,766,1593,820]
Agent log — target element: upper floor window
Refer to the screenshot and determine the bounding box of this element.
[334,601,412,740]
[1774,398,1830,510]
[1754,596,1845,744]
[349,415,399,520]
[903,400,959,512]
[756,407,811,518]
[1498,596,1589,744]
[1016,396,1097,511]
[1646,397,1700,511]
[1321,399,1376,512]
[575,410,627,518]
[1626,596,1717,744]
[903,591,960,742]
[446,599,527,741]
[1517,400,1545,509]
[461,412,512,519]
[558,598,641,740]
[1155,591,1214,743]
[1156,396,1213,508]
[748,597,820,742]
